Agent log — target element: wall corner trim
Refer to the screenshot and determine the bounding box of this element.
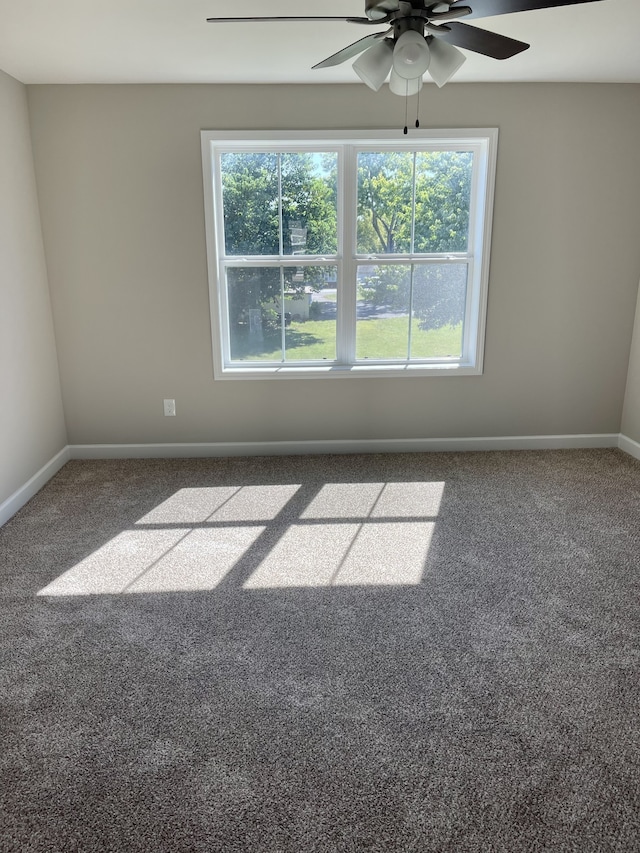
[0,446,70,528]
[618,433,640,461]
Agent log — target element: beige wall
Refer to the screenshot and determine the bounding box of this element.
[621,282,640,444]
[27,82,640,445]
[0,70,66,506]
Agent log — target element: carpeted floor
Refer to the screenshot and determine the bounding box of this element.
[0,449,639,852]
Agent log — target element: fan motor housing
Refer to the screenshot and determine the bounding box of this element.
[393,15,428,37]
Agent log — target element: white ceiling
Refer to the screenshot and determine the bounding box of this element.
[0,0,638,86]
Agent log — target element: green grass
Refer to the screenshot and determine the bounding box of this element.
[357,317,461,360]
[230,321,336,362]
[230,315,462,362]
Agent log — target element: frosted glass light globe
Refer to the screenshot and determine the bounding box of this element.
[393,31,430,80]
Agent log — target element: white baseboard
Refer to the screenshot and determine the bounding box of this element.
[619,433,640,461]
[2,435,628,529]
[0,446,70,528]
[68,433,619,460]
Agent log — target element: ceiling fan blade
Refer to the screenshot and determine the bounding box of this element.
[312,32,390,69]
[424,6,472,21]
[448,0,604,20]
[365,0,401,18]
[435,21,529,58]
[206,16,374,23]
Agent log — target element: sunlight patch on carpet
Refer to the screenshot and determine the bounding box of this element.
[244,481,444,588]
[37,528,190,596]
[37,481,444,595]
[243,521,435,588]
[135,484,301,524]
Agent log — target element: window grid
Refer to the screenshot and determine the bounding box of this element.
[201,130,497,379]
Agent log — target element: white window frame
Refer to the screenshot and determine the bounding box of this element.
[201,128,498,380]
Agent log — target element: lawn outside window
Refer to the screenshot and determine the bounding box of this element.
[200,129,498,380]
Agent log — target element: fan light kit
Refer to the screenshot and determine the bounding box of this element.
[207,0,603,130]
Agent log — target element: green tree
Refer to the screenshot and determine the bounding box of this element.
[357,151,414,253]
[414,151,472,253]
[357,150,473,330]
[221,152,279,256]
[221,151,338,258]
[220,152,338,329]
[220,148,473,336]
[281,153,337,256]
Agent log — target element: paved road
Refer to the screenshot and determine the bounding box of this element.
[312,290,405,321]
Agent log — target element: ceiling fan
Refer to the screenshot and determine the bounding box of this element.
[207,0,604,94]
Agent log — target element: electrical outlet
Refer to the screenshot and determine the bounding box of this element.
[163,399,176,417]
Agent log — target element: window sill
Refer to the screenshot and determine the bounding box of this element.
[215,362,482,380]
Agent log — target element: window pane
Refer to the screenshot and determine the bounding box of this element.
[410,264,467,358]
[356,265,410,360]
[227,268,282,362]
[283,266,337,362]
[414,151,473,253]
[221,153,279,255]
[281,153,338,256]
[357,151,413,254]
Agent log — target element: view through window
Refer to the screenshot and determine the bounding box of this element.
[201,130,497,379]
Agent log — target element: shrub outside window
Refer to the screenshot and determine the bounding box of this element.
[201,129,498,379]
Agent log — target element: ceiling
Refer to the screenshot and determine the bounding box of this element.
[0,0,637,86]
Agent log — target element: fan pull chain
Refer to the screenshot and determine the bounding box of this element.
[402,81,422,134]
[403,81,409,135]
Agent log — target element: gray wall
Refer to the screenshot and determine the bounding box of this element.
[0,70,66,506]
[622,281,640,444]
[27,82,640,445]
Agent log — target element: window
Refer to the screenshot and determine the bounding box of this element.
[201,129,497,379]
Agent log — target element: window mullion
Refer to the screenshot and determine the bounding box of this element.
[280,266,286,363]
[278,154,283,258]
[213,151,231,368]
[410,151,417,254]
[339,145,357,365]
[408,152,417,360]
[407,264,414,360]
[461,257,474,364]
[277,154,285,362]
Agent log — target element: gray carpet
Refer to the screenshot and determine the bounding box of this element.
[1,449,639,852]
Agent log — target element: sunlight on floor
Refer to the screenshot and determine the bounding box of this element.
[37,481,445,596]
[244,521,435,588]
[135,484,301,524]
[245,482,443,588]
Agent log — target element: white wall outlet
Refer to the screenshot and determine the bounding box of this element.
[163,399,176,417]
